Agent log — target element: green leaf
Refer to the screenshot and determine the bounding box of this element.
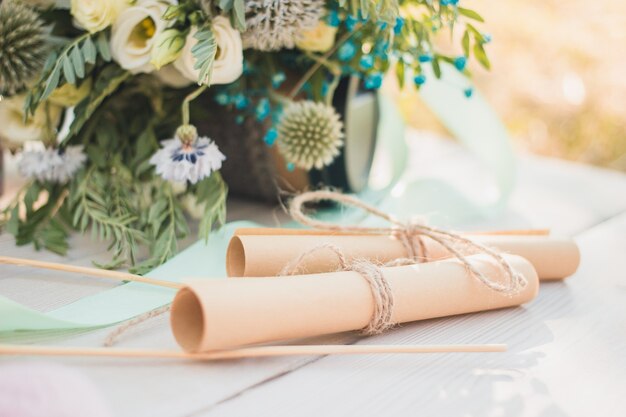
[395,60,405,89]
[96,32,112,61]
[432,58,442,78]
[71,46,85,78]
[41,63,62,99]
[462,30,470,57]
[62,55,75,84]
[192,26,217,86]
[194,173,228,242]
[458,7,485,23]
[233,0,246,31]
[360,0,369,19]
[473,42,491,70]
[82,36,97,64]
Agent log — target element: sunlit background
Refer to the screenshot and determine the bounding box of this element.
[396,0,626,171]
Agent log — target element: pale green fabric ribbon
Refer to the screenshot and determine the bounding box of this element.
[0,66,515,340]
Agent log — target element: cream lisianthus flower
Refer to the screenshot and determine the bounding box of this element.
[48,79,93,107]
[0,96,62,151]
[296,22,338,53]
[110,0,172,74]
[173,16,243,85]
[71,0,128,33]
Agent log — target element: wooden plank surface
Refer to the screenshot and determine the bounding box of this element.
[201,212,626,417]
[1,134,626,417]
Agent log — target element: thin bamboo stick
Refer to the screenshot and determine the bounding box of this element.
[0,256,183,290]
[234,227,551,237]
[0,343,507,361]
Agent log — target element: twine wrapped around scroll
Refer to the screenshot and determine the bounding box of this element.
[289,190,527,294]
[283,190,528,335]
[106,190,529,346]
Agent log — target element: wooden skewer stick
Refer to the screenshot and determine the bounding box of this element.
[0,343,507,361]
[0,256,183,290]
[235,227,550,237]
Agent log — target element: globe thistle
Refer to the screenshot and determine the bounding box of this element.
[243,0,325,51]
[0,0,47,97]
[277,101,344,170]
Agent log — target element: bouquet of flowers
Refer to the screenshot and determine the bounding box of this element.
[0,0,489,273]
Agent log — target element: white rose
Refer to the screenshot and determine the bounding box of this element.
[173,16,243,85]
[0,96,62,150]
[71,0,128,33]
[110,0,172,74]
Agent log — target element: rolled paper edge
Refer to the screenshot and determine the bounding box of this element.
[172,255,539,352]
[226,233,580,280]
[170,287,206,352]
[226,236,245,277]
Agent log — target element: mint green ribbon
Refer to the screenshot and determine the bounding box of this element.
[0,66,515,340]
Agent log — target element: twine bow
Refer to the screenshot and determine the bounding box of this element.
[288,190,528,295]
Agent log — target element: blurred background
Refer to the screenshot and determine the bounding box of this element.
[396,0,626,171]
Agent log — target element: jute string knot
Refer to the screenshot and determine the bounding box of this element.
[278,244,395,335]
[285,190,528,334]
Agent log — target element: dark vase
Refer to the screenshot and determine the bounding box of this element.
[196,76,380,203]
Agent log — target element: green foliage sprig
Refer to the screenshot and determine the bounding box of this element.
[217,0,246,31]
[70,164,144,269]
[64,64,131,141]
[24,31,111,117]
[1,182,72,255]
[192,25,218,86]
[194,173,228,241]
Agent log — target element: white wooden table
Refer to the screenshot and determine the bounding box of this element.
[2,133,626,417]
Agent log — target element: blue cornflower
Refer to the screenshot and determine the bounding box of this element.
[150,136,225,184]
[464,87,474,98]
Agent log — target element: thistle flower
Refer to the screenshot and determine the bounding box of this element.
[243,0,325,51]
[277,101,344,170]
[0,0,47,97]
[149,126,226,184]
[18,146,87,183]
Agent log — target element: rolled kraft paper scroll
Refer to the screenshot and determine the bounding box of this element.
[171,254,539,352]
[227,232,580,280]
